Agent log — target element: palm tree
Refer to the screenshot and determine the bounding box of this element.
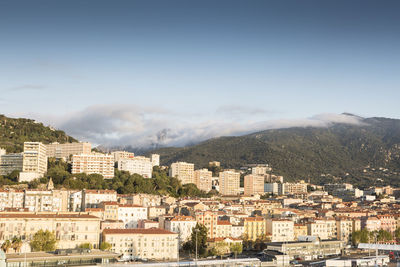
[11,237,23,253]
[1,240,11,253]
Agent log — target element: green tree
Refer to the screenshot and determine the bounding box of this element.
[376,230,392,242]
[230,243,243,258]
[352,229,370,246]
[78,243,93,249]
[11,237,22,253]
[30,230,57,252]
[190,223,208,258]
[1,240,11,253]
[395,228,400,243]
[214,242,229,259]
[99,242,112,251]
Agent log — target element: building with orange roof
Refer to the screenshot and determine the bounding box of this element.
[164,215,197,246]
[244,217,266,241]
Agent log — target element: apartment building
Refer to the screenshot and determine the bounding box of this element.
[294,224,308,239]
[118,204,148,228]
[244,174,265,196]
[169,162,195,185]
[194,169,212,192]
[266,219,294,242]
[71,153,114,179]
[336,217,353,242]
[231,224,244,239]
[46,142,91,160]
[0,152,23,176]
[118,156,152,178]
[307,219,337,240]
[118,193,162,208]
[377,214,396,233]
[164,216,197,245]
[219,170,240,196]
[244,217,266,241]
[282,182,308,195]
[0,213,100,249]
[82,190,117,210]
[0,190,24,211]
[20,142,48,182]
[111,151,134,162]
[252,165,271,175]
[102,228,178,261]
[150,154,160,167]
[69,191,83,212]
[23,190,68,212]
[215,220,232,238]
[362,217,382,232]
[195,211,219,238]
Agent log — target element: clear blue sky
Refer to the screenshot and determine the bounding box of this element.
[0,0,399,147]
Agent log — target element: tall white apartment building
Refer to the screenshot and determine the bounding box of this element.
[71,153,114,178]
[219,170,240,196]
[118,156,153,178]
[0,152,23,176]
[244,174,265,196]
[46,142,91,159]
[164,216,197,247]
[111,151,134,162]
[194,169,212,192]
[150,154,160,167]
[169,162,195,185]
[307,219,337,240]
[20,142,48,182]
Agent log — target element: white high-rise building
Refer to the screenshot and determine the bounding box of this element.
[118,156,153,178]
[46,142,91,160]
[151,154,160,167]
[20,142,48,182]
[111,151,134,162]
[219,170,240,196]
[71,153,114,179]
[169,162,194,185]
[194,169,212,192]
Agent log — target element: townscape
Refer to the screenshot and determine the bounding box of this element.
[0,141,397,266]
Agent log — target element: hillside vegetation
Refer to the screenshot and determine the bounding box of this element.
[0,114,77,153]
[148,117,400,188]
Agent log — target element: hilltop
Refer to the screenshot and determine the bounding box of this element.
[0,114,77,153]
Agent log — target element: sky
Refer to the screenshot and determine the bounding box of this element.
[0,0,399,148]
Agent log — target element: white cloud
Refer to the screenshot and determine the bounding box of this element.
[11,105,366,149]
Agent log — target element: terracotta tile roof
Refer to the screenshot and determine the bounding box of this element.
[217,220,232,225]
[170,216,196,222]
[84,190,116,194]
[103,228,177,235]
[244,217,264,222]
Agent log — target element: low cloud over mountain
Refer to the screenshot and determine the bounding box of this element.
[19,104,366,149]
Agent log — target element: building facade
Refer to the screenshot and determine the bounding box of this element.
[194,169,212,192]
[219,170,240,196]
[46,142,91,160]
[169,162,195,185]
[71,153,114,179]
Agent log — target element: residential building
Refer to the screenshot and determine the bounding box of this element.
[0,213,100,249]
[150,154,160,167]
[71,153,114,179]
[215,220,232,238]
[231,224,244,239]
[169,162,194,185]
[244,217,266,241]
[195,211,219,238]
[69,191,83,211]
[282,182,308,195]
[118,156,152,178]
[117,204,148,228]
[209,161,220,167]
[0,152,23,176]
[111,151,134,162]
[307,219,337,240]
[336,217,353,242]
[102,228,178,261]
[46,142,91,160]
[266,219,294,242]
[294,224,308,240]
[219,170,240,196]
[82,190,117,210]
[138,220,159,229]
[244,175,265,196]
[164,216,197,246]
[20,142,48,182]
[264,183,280,195]
[362,217,381,232]
[252,165,271,175]
[194,169,212,192]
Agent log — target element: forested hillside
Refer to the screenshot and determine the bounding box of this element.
[0,114,77,153]
[148,117,400,188]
